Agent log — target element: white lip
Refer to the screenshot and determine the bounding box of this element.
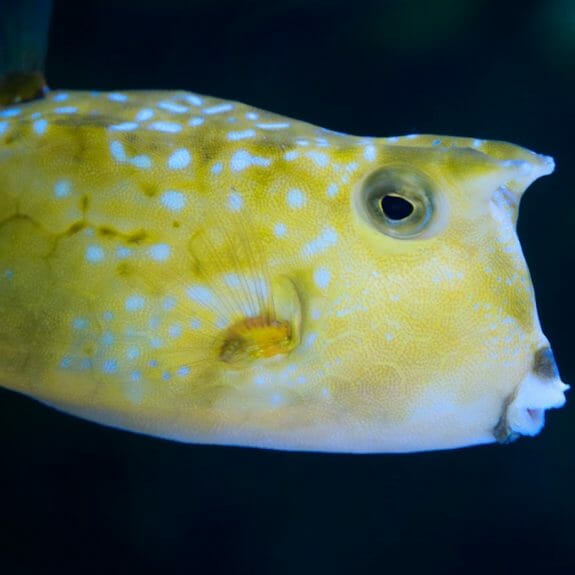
[500,371,569,439]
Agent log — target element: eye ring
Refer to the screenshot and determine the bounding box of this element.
[358,167,435,239]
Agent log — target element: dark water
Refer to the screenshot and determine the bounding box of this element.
[2,0,574,573]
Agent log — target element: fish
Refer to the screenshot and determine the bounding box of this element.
[0,87,568,452]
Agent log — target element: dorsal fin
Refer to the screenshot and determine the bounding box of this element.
[0,0,52,106]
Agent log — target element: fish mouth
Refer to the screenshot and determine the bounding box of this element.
[494,347,569,443]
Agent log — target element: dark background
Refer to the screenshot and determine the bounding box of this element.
[2,0,575,573]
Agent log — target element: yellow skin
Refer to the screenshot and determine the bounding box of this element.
[0,90,568,452]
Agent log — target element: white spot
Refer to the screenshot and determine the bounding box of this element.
[103,311,114,321]
[3,269,13,279]
[211,162,223,175]
[108,93,129,102]
[0,108,20,118]
[190,318,202,330]
[184,94,204,106]
[151,337,164,348]
[110,140,126,162]
[227,129,256,141]
[386,333,394,341]
[287,188,306,209]
[306,151,329,167]
[177,366,191,377]
[273,223,287,237]
[147,121,182,133]
[187,285,216,307]
[160,190,186,211]
[284,150,299,161]
[148,244,171,262]
[53,93,69,102]
[54,106,78,114]
[245,112,259,120]
[327,183,339,198]
[231,150,271,172]
[125,295,145,311]
[157,101,188,114]
[203,103,234,115]
[109,122,138,131]
[54,180,71,199]
[102,359,119,374]
[311,309,321,320]
[135,108,155,121]
[130,155,152,169]
[405,134,419,139]
[188,117,204,127]
[228,191,244,212]
[256,122,290,130]
[363,144,376,161]
[85,245,105,263]
[33,119,48,135]
[296,139,310,146]
[167,148,191,170]
[386,136,399,143]
[303,227,338,257]
[0,121,8,134]
[473,138,483,148]
[314,267,331,289]
[321,387,331,398]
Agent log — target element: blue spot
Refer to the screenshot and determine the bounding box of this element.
[0,108,20,118]
[102,359,118,374]
[162,297,177,311]
[177,366,191,377]
[126,347,140,360]
[59,356,73,369]
[130,370,142,382]
[80,358,93,371]
[102,331,115,345]
[73,317,88,330]
[211,162,223,175]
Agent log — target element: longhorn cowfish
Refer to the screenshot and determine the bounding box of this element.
[0,85,568,452]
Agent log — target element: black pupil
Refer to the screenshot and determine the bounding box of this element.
[380,195,414,220]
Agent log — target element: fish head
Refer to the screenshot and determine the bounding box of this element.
[312,135,568,451]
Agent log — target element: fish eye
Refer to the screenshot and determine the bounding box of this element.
[358,167,434,239]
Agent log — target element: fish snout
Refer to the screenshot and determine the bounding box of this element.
[494,346,569,442]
